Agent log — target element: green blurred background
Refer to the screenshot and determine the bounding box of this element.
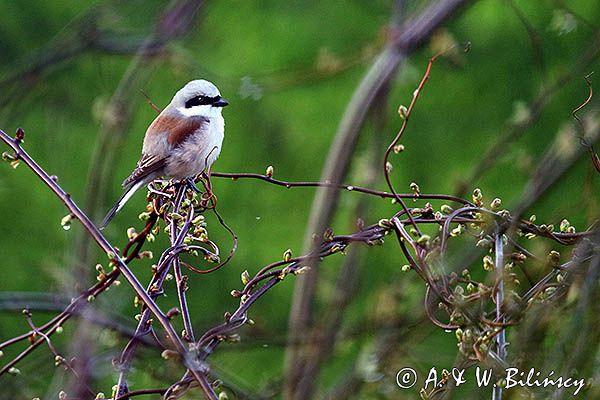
[1,1,600,399]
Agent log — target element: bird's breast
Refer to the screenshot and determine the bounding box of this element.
[165,116,224,179]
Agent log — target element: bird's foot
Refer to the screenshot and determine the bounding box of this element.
[185,177,202,193]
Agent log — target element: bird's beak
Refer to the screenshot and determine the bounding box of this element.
[213,97,229,107]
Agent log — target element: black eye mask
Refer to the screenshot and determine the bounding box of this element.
[184,95,220,108]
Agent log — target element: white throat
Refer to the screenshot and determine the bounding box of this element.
[177,105,222,119]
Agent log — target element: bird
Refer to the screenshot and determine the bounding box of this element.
[100,79,228,229]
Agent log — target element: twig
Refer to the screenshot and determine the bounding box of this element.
[572,73,600,172]
[210,171,470,204]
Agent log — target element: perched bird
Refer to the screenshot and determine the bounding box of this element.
[100,79,228,229]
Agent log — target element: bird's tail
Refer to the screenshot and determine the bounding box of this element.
[99,179,147,230]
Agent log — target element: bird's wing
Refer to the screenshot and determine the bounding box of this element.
[121,153,166,188]
[145,113,209,149]
[164,115,209,147]
[121,115,208,187]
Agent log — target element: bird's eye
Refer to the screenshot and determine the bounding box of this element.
[185,95,214,108]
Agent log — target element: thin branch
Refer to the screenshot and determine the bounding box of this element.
[210,171,470,205]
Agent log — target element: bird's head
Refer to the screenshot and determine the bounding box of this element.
[171,79,229,118]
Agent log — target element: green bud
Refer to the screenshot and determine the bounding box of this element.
[455,328,463,341]
[450,225,463,237]
[266,165,274,178]
[410,182,420,196]
[283,249,292,262]
[323,228,334,242]
[472,188,483,206]
[54,355,64,366]
[547,250,560,266]
[483,255,494,271]
[139,251,153,259]
[398,105,408,119]
[417,234,430,247]
[294,266,310,275]
[378,219,391,228]
[441,204,454,215]
[241,270,250,285]
[1,151,16,162]
[161,349,179,360]
[490,198,502,210]
[61,214,73,231]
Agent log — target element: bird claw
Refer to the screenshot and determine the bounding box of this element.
[186,178,201,193]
